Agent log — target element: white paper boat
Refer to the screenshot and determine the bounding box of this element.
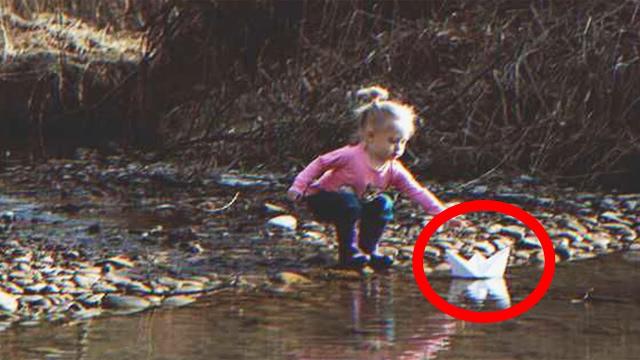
[447,278,511,309]
[445,247,510,279]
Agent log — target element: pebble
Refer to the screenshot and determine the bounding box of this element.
[301,231,327,246]
[274,272,311,285]
[425,246,441,259]
[74,274,101,289]
[434,262,451,272]
[157,277,182,288]
[550,230,582,244]
[622,199,638,211]
[216,174,271,188]
[263,203,288,214]
[599,212,631,225]
[92,282,118,293]
[125,281,153,294]
[517,236,541,250]
[534,198,555,207]
[602,223,636,240]
[0,290,18,313]
[555,245,574,260]
[146,296,164,307]
[77,293,105,307]
[491,238,512,250]
[102,294,153,310]
[378,246,399,258]
[162,295,197,308]
[1,211,16,223]
[266,215,298,230]
[530,250,545,264]
[573,252,597,261]
[300,221,325,232]
[4,282,24,294]
[173,284,205,295]
[498,225,525,241]
[572,242,593,252]
[591,239,611,252]
[495,193,535,205]
[465,185,487,196]
[96,256,135,268]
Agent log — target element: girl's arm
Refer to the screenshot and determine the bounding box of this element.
[390,162,446,215]
[289,147,348,198]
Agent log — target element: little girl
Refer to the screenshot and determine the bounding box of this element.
[288,86,453,270]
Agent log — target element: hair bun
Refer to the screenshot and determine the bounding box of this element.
[355,86,389,102]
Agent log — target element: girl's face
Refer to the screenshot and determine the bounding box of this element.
[365,120,411,162]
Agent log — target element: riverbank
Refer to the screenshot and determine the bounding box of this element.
[1,150,639,331]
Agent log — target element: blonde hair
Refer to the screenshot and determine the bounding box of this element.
[352,85,417,140]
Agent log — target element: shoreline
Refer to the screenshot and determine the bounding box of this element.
[1,151,639,329]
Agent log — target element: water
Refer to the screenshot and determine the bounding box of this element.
[1,253,639,360]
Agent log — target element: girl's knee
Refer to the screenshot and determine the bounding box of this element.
[338,192,362,221]
[307,191,362,222]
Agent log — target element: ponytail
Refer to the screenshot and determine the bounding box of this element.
[350,85,416,139]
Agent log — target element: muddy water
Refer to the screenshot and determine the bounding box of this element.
[1,252,639,360]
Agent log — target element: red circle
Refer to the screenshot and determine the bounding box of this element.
[412,200,555,323]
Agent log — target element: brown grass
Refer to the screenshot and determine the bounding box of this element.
[2,1,640,189]
[146,1,640,189]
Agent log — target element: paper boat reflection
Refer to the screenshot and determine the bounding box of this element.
[447,278,512,309]
[445,247,510,279]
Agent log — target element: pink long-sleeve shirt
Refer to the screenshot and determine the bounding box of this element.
[289,143,446,215]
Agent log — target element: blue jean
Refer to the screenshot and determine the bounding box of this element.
[305,190,394,264]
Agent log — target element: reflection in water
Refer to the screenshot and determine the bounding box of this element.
[1,253,640,360]
[76,322,91,360]
[447,278,511,309]
[351,278,396,344]
[395,313,458,360]
[292,278,460,360]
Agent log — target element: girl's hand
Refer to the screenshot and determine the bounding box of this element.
[287,189,303,203]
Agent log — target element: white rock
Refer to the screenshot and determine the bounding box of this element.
[0,290,18,313]
[217,174,270,188]
[267,215,297,230]
[264,203,287,214]
[1,211,16,223]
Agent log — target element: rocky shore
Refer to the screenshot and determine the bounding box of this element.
[1,149,639,331]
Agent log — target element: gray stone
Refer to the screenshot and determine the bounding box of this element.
[517,236,541,250]
[102,294,152,310]
[555,245,574,260]
[74,274,100,289]
[162,295,197,308]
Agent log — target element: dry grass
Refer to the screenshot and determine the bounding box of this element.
[0,3,147,155]
[1,12,143,61]
[1,0,640,189]
[154,0,640,188]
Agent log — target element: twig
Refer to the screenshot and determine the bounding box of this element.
[202,192,240,214]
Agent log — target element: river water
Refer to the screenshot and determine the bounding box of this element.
[1,250,638,360]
